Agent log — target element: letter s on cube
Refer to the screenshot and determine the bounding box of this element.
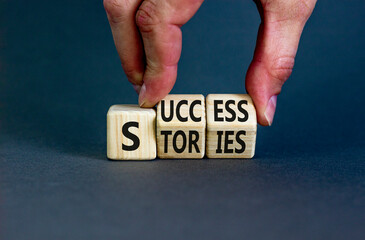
[107,105,156,160]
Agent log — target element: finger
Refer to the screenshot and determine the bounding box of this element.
[104,0,145,92]
[246,0,316,126]
[136,0,204,107]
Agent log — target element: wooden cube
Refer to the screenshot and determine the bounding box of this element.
[206,94,257,158]
[156,94,206,159]
[107,105,156,160]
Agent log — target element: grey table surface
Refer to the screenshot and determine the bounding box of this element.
[1,0,364,239]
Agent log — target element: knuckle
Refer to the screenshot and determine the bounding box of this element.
[269,56,295,84]
[122,65,143,85]
[294,0,314,21]
[264,0,314,23]
[136,0,160,32]
[103,0,131,24]
[125,71,141,84]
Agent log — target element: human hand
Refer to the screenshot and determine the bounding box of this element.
[104,0,317,126]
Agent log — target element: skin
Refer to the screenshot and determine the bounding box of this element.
[103,0,317,126]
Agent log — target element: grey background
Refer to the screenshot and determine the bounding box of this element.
[1,0,364,239]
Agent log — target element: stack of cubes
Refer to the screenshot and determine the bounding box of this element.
[107,94,257,160]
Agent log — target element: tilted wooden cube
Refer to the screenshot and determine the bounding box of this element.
[206,94,257,158]
[107,105,156,160]
[156,94,206,159]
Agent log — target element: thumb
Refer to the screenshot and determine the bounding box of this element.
[246,0,316,126]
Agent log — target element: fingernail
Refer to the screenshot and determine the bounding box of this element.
[138,84,147,107]
[132,84,141,94]
[264,95,277,126]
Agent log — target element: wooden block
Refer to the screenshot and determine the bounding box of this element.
[206,94,257,158]
[156,94,206,159]
[107,105,156,160]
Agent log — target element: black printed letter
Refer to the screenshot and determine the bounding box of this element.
[190,100,202,122]
[161,100,174,122]
[161,131,172,153]
[238,100,249,122]
[176,100,188,122]
[235,130,246,153]
[122,122,140,151]
[214,100,224,122]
